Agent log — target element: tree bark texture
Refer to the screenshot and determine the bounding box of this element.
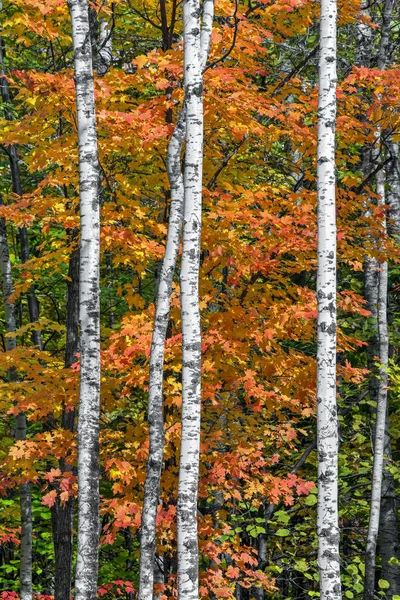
[177,0,212,596]
[316,0,341,596]
[363,1,394,596]
[387,141,400,238]
[93,2,113,76]
[379,408,400,598]
[138,112,185,600]
[50,248,80,600]
[69,1,101,599]
[363,169,389,600]
[139,2,212,596]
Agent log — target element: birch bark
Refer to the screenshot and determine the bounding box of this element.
[316,0,341,596]
[363,169,389,600]
[94,4,113,76]
[387,141,400,238]
[138,110,185,600]
[177,0,212,597]
[68,1,101,599]
[139,3,212,596]
[363,2,394,596]
[383,140,400,598]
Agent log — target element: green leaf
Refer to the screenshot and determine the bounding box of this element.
[275,529,290,537]
[378,579,390,589]
[346,564,358,575]
[345,592,354,599]
[304,494,317,506]
[274,510,290,524]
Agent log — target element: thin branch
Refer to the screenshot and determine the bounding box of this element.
[355,156,392,194]
[206,136,246,189]
[272,45,318,97]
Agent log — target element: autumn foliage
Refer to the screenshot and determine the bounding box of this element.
[0,0,399,597]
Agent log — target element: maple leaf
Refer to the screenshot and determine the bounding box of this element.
[42,490,57,508]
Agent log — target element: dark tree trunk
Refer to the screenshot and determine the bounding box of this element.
[51,248,79,600]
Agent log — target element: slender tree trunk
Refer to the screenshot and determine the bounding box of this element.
[95,13,113,75]
[138,112,185,600]
[363,169,389,600]
[0,210,33,600]
[379,408,400,598]
[177,0,212,596]
[138,4,212,597]
[69,1,101,599]
[50,247,79,600]
[382,137,400,599]
[316,0,341,596]
[0,33,42,349]
[0,19,33,599]
[387,141,400,238]
[363,2,394,597]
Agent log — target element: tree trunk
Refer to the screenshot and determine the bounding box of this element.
[363,169,389,600]
[387,140,400,238]
[176,0,212,596]
[0,21,33,600]
[68,1,101,599]
[0,210,33,600]
[379,407,400,598]
[94,9,113,76]
[363,1,394,597]
[139,3,212,597]
[138,112,185,600]
[316,0,341,596]
[50,247,79,600]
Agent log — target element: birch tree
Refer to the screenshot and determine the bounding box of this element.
[177,0,212,597]
[138,110,185,600]
[316,0,341,596]
[383,141,400,598]
[363,169,389,600]
[138,3,213,596]
[68,0,101,598]
[363,2,395,597]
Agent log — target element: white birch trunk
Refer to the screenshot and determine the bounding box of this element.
[177,0,212,597]
[387,141,400,238]
[69,1,101,599]
[139,3,212,596]
[363,2,393,596]
[364,170,389,600]
[139,112,185,600]
[95,6,113,76]
[316,0,341,597]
